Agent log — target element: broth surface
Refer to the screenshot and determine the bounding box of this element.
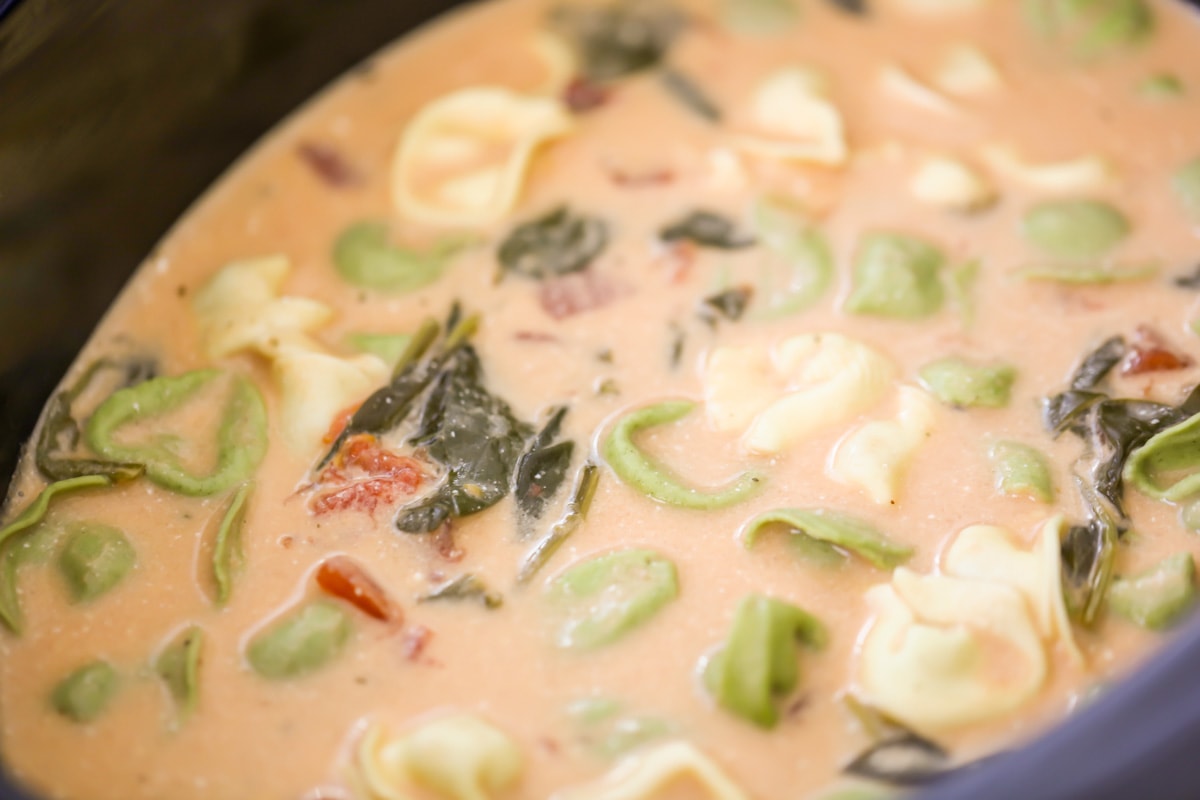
[4,1,1200,798]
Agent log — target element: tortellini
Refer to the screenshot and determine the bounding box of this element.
[880,65,958,115]
[855,517,1079,731]
[194,256,388,451]
[858,571,1045,731]
[910,156,997,212]
[193,254,331,359]
[942,518,1077,652]
[981,145,1116,193]
[551,741,749,800]
[891,0,988,16]
[934,43,1003,95]
[827,386,937,505]
[702,333,895,455]
[391,87,573,226]
[732,66,848,166]
[356,714,523,800]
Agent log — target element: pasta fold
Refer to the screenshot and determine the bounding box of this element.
[391,87,573,226]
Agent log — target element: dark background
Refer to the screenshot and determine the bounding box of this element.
[0,0,465,495]
[2,1,1200,799]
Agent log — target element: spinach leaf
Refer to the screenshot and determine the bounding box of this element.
[513,406,575,531]
[660,211,756,250]
[550,2,684,82]
[701,287,754,322]
[1172,264,1200,289]
[517,462,601,584]
[36,357,156,483]
[1060,478,1117,625]
[843,732,950,786]
[659,68,721,122]
[826,0,869,14]
[1069,335,1126,391]
[317,308,577,538]
[497,206,608,280]
[316,315,464,470]
[396,345,534,533]
[418,574,503,609]
[1040,336,1197,515]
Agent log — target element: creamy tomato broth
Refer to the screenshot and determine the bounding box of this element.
[5,0,1200,797]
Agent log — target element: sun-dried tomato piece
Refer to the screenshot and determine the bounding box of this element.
[343,439,423,484]
[400,624,434,661]
[539,270,623,319]
[657,240,696,284]
[1122,326,1192,376]
[297,141,361,187]
[322,405,359,444]
[316,555,400,622]
[562,76,610,113]
[311,435,426,516]
[311,478,407,515]
[607,166,675,188]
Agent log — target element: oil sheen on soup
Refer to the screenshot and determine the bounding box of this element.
[3,0,1200,798]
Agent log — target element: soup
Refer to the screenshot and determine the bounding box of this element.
[3,0,1200,798]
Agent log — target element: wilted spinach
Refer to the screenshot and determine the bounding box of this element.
[659,68,721,122]
[661,210,756,250]
[418,573,503,609]
[826,0,869,14]
[514,407,575,532]
[1060,479,1118,625]
[397,345,534,533]
[517,462,600,584]
[314,307,580,537]
[700,287,754,322]
[1044,336,1200,517]
[497,206,608,280]
[1172,264,1200,289]
[844,732,951,786]
[36,357,156,482]
[550,1,684,82]
[841,697,953,785]
[316,315,467,470]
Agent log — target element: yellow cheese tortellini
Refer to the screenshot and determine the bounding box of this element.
[910,155,997,212]
[827,385,937,505]
[858,570,1046,731]
[982,145,1116,193]
[934,43,1003,95]
[551,741,749,800]
[703,333,895,455]
[880,64,959,116]
[193,254,332,359]
[391,87,573,227]
[732,66,848,166]
[943,517,1078,658]
[194,256,387,451]
[855,517,1079,731]
[356,714,523,800]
